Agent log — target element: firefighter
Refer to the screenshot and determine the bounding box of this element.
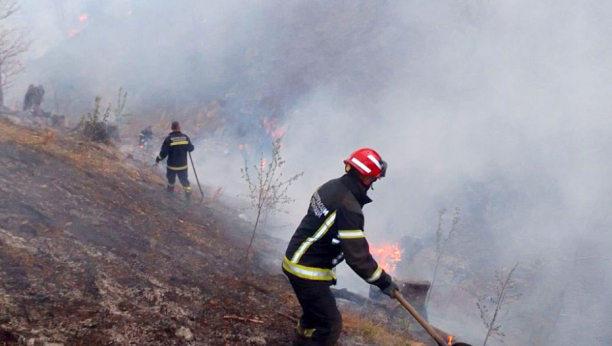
[155,121,195,201]
[139,126,154,148]
[283,148,399,346]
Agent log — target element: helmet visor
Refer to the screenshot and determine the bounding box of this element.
[379,160,387,178]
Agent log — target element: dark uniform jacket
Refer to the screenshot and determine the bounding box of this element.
[283,174,393,290]
[139,129,153,141]
[156,131,194,170]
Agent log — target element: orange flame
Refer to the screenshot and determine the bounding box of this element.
[68,14,89,38]
[448,335,453,345]
[263,117,288,140]
[371,244,403,273]
[260,158,267,170]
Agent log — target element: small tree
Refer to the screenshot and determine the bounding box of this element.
[241,138,303,270]
[0,0,29,107]
[79,96,111,142]
[425,207,461,308]
[477,263,522,346]
[114,87,131,125]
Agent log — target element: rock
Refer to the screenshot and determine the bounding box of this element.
[81,318,96,328]
[44,343,64,346]
[246,336,267,346]
[176,326,194,341]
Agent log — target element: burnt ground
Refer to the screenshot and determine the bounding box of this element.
[0,117,422,346]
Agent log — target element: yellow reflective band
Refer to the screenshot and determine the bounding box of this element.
[297,321,316,338]
[170,141,189,146]
[338,230,365,239]
[304,328,315,338]
[167,165,188,170]
[291,211,337,263]
[283,257,336,281]
[184,186,192,191]
[366,266,383,283]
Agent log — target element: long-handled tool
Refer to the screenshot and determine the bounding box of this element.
[393,290,472,346]
[188,152,205,204]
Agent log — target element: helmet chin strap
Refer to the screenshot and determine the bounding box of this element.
[346,166,372,192]
[358,174,375,191]
[363,178,376,191]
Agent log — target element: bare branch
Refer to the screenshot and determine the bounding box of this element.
[0,0,19,21]
[425,207,461,308]
[0,0,29,105]
[241,137,303,270]
[480,263,521,346]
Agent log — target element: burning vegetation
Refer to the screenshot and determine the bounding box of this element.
[371,243,403,274]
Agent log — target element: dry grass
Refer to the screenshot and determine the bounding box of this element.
[343,312,426,346]
[0,116,165,185]
[210,186,224,206]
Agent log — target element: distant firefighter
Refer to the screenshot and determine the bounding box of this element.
[23,84,45,112]
[156,121,195,202]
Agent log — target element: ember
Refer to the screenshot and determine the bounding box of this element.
[371,244,403,273]
[79,14,88,22]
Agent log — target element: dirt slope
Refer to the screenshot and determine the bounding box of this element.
[0,117,420,346]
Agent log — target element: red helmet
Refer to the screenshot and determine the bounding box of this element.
[344,148,387,178]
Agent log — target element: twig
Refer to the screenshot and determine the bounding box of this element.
[223,315,264,324]
[241,279,272,295]
[277,311,298,323]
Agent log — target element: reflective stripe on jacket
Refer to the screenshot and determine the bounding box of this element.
[157,131,194,170]
[283,174,392,289]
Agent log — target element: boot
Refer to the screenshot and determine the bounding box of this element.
[167,185,174,194]
[185,190,192,203]
[292,334,309,346]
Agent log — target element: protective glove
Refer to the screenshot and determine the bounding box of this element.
[155,157,160,165]
[381,277,399,299]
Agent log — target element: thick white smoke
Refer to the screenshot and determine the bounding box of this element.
[9,1,612,344]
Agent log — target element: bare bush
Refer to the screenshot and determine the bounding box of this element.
[77,88,128,142]
[241,138,303,270]
[78,96,111,142]
[0,0,29,107]
[114,87,131,125]
[425,207,461,308]
[477,263,522,346]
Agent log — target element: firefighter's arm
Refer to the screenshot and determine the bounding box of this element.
[157,137,170,162]
[337,207,393,290]
[186,135,194,152]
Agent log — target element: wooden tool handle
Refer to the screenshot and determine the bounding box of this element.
[393,290,448,346]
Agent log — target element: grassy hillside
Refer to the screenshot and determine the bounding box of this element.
[0,116,420,346]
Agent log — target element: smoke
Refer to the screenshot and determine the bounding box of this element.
[10,0,612,345]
